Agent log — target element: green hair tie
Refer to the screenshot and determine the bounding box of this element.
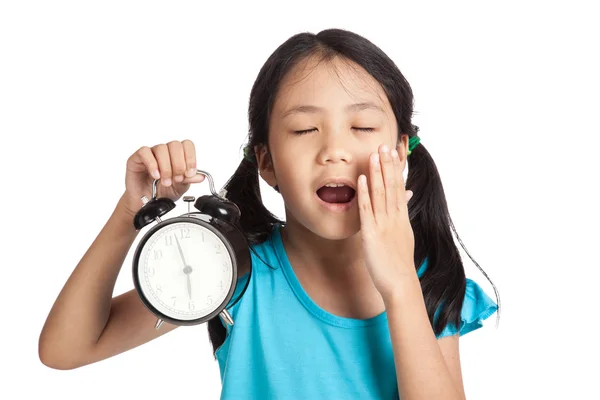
[407,135,421,156]
[243,145,255,162]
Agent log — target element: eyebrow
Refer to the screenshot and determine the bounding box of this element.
[281,102,384,118]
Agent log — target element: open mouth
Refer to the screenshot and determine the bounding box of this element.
[316,183,356,204]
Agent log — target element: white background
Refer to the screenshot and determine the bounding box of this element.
[2,1,598,399]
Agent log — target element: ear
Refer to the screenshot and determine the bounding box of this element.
[396,134,409,164]
[255,144,278,188]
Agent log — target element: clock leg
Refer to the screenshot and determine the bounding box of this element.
[155,318,164,330]
[220,309,234,326]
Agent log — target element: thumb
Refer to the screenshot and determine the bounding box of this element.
[181,174,206,184]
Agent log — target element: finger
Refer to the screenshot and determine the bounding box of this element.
[391,148,406,210]
[379,144,397,214]
[181,174,205,184]
[133,146,160,179]
[369,151,386,220]
[152,144,172,186]
[167,141,187,183]
[357,174,375,232]
[182,139,197,178]
[405,190,413,202]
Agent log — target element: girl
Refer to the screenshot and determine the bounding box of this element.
[39,28,499,399]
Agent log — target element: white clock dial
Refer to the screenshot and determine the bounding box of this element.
[136,221,233,320]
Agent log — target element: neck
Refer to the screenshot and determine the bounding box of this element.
[279,216,365,278]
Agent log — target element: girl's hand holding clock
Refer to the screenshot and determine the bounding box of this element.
[121,140,206,218]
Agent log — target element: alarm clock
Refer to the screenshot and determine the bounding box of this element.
[131,169,251,330]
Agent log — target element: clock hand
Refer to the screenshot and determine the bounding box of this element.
[175,235,193,300]
[186,273,192,299]
[183,265,193,299]
[174,235,188,266]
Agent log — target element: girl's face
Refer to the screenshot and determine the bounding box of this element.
[258,55,405,240]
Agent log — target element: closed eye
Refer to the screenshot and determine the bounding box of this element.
[293,127,375,135]
[294,128,317,135]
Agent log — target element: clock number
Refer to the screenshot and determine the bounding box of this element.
[171,296,177,306]
[188,300,195,311]
[165,235,173,246]
[206,295,213,306]
[180,228,191,239]
[214,243,221,254]
[218,280,223,290]
[156,285,163,296]
[153,250,163,260]
[146,267,156,277]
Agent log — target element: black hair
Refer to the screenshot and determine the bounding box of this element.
[207,28,500,356]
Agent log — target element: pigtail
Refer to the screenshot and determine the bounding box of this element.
[207,155,283,356]
[407,139,499,334]
[221,156,281,244]
[406,141,464,334]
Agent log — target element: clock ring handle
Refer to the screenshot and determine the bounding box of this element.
[151,169,219,200]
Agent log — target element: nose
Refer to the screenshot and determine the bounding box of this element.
[316,133,353,165]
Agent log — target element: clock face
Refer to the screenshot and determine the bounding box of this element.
[135,221,234,321]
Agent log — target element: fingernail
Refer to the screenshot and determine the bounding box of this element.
[152,169,160,179]
[391,149,398,158]
[163,178,172,186]
[371,153,379,163]
[381,144,389,152]
[185,168,196,177]
[174,175,183,183]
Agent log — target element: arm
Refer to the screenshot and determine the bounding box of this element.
[384,275,466,400]
[38,193,179,370]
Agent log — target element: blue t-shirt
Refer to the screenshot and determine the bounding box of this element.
[216,224,497,399]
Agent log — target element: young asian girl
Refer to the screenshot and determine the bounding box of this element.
[39,28,500,400]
